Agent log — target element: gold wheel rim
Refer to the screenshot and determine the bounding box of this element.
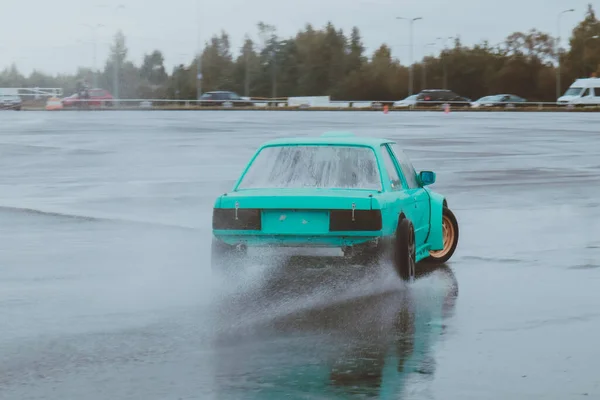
[430,214,454,258]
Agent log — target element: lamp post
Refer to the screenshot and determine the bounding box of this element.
[556,8,575,100]
[81,24,104,88]
[111,4,126,105]
[397,16,423,96]
[194,0,203,99]
[421,42,436,90]
[436,36,454,89]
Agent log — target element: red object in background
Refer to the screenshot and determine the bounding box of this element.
[61,88,114,107]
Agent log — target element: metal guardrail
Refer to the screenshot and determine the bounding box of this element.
[37,97,600,111]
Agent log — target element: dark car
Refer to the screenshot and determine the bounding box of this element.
[0,95,22,110]
[415,89,471,108]
[471,94,527,108]
[199,91,254,107]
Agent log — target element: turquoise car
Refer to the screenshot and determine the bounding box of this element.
[211,132,459,280]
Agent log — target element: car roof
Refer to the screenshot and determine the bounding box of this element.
[572,78,600,88]
[258,132,394,148]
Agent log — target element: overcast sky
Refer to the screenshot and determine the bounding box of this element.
[0,0,593,76]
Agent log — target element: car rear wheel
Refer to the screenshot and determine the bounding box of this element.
[211,236,247,273]
[393,218,415,281]
[427,207,459,264]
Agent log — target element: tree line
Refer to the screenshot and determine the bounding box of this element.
[2,4,600,102]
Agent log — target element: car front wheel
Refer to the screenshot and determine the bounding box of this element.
[427,207,459,264]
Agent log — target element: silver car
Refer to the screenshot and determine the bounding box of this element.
[0,95,22,111]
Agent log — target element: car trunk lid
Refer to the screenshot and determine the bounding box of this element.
[217,188,377,210]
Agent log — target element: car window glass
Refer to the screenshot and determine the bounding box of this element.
[380,145,403,190]
[390,144,419,189]
[238,145,382,190]
[582,88,590,97]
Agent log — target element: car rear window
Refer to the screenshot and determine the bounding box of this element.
[237,145,382,190]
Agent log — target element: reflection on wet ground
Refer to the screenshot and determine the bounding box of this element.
[0,111,599,399]
[213,259,458,399]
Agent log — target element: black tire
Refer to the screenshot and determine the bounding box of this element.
[393,219,416,281]
[211,236,246,272]
[426,207,459,264]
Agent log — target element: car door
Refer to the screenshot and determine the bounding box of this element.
[579,88,591,104]
[388,143,430,247]
[591,88,600,105]
[379,145,417,235]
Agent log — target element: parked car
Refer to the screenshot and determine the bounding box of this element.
[210,131,460,281]
[199,91,254,107]
[557,77,600,106]
[393,94,418,108]
[61,88,113,108]
[471,94,527,108]
[415,89,471,107]
[0,95,22,110]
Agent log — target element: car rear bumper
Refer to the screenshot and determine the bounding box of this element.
[212,231,384,248]
[212,205,385,248]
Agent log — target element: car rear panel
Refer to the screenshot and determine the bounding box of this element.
[212,189,383,246]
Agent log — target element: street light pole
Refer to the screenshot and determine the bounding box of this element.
[397,16,423,96]
[422,42,436,90]
[556,8,575,100]
[114,5,125,106]
[244,41,250,97]
[81,24,104,88]
[195,0,202,100]
[436,36,454,89]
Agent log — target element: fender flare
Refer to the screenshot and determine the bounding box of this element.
[427,191,446,251]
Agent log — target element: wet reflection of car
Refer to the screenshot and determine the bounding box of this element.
[213,262,459,399]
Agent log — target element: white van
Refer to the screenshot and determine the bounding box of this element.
[557,77,600,105]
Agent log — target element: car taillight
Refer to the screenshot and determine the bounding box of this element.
[329,210,382,231]
[212,208,261,230]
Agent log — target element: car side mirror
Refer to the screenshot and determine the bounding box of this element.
[419,170,436,186]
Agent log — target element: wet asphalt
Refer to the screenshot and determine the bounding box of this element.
[0,110,599,400]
